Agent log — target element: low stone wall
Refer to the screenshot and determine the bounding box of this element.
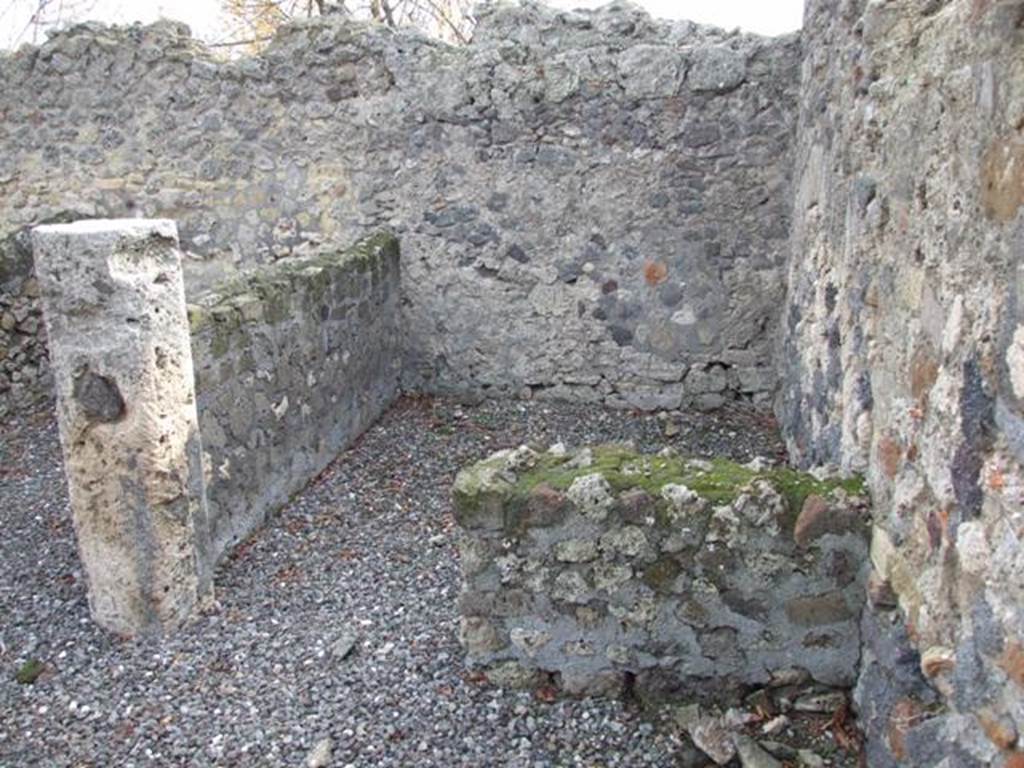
[189,232,402,559]
[452,443,870,701]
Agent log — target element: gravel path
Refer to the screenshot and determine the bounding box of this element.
[0,396,788,768]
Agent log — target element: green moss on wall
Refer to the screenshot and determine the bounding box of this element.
[507,446,865,514]
[454,445,866,539]
[185,231,399,335]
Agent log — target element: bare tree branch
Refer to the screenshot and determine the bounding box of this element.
[380,0,396,28]
[208,35,276,47]
[219,0,473,50]
[419,0,469,43]
[1,0,98,47]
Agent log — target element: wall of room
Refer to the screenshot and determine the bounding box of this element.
[780,0,1024,763]
[0,1,801,415]
[6,0,1022,757]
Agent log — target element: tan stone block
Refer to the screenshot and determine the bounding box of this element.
[867,570,898,609]
[910,348,939,402]
[887,698,928,763]
[793,494,829,546]
[982,134,1024,223]
[999,641,1024,688]
[459,616,503,655]
[870,525,896,576]
[32,219,213,636]
[877,434,903,479]
[793,493,863,547]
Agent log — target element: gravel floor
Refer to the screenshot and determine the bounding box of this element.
[1,396,803,767]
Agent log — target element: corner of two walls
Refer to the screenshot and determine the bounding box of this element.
[780,0,1024,763]
[4,0,1023,756]
[0,3,804,423]
[393,5,804,412]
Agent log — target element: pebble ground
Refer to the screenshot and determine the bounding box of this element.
[1,396,806,767]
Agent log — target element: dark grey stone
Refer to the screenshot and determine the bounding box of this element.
[610,325,635,347]
[73,370,125,423]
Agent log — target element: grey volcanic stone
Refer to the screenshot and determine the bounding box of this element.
[688,45,746,93]
[453,444,870,697]
[72,370,124,422]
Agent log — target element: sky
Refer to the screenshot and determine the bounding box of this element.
[549,1,804,35]
[1,0,805,49]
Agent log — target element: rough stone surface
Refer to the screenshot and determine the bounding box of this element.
[453,444,870,700]
[0,226,52,419]
[189,232,402,558]
[1,0,1020,760]
[780,0,1024,761]
[0,1,800,415]
[0,396,803,767]
[31,219,213,636]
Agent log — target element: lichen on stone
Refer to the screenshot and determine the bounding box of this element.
[14,659,45,685]
[186,232,399,335]
[473,444,866,526]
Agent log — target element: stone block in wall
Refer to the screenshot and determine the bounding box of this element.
[188,232,402,560]
[687,44,747,94]
[453,444,871,702]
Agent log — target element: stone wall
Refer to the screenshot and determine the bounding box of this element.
[0,228,50,418]
[0,0,801,415]
[3,0,1020,757]
[189,233,402,559]
[779,0,1024,764]
[453,443,870,701]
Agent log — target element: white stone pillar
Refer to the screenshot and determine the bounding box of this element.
[32,219,213,636]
